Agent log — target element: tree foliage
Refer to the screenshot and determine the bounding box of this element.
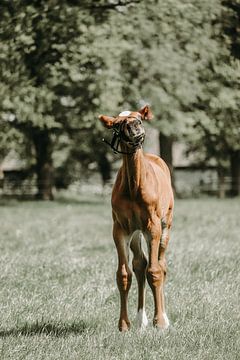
[0,0,239,197]
[0,0,128,197]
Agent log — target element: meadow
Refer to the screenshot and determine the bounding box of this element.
[0,195,239,360]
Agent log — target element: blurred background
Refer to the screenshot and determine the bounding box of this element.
[0,0,239,200]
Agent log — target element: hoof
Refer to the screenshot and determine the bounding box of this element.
[118,319,130,332]
[153,313,170,329]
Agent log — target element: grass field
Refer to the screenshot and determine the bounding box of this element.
[0,195,239,360]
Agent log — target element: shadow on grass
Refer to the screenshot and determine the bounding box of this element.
[0,320,94,337]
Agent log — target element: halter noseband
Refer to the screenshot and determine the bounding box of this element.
[102,115,145,155]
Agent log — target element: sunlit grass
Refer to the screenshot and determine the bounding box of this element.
[0,196,239,359]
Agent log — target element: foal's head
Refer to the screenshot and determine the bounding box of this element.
[99,105,153,153]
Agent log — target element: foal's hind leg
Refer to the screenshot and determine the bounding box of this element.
[157,211,173,328]
[130,231,148,328]
[158,246,169,329]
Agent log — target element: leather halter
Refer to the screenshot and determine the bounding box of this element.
[102,115,145,155]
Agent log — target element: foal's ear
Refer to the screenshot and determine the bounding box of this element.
[99,115,115,129]
[138,105,153,120]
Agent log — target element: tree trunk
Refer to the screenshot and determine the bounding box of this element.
[159,132,176,193]
[230,150,240,197]
[33,131,54,200]
[96,152,111,186]
[217,167,226,199]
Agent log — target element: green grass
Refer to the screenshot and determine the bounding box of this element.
[0,195,239,359]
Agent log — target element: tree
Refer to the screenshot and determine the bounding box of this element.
[1,0,239,199]
[106,1,221,189]
[183,0,240,196]
[0,0,132,199]
[222,0,240,196]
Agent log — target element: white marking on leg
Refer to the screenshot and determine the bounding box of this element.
[162,312,170,329]
[136,309,148,329]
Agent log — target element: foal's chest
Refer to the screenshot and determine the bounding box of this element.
[112,196,150,233]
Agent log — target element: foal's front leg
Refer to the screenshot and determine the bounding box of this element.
[146,219,169,329]
[113,221,132,332]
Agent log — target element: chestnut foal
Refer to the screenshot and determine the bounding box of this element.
[99,106,174,331]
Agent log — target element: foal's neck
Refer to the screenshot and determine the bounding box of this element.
[122,148,146,198]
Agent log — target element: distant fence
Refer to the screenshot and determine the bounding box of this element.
[174,168,233,198]
[0,172,111,198]
[0,169,234,198]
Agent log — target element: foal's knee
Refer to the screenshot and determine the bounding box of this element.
[147,265,163,287]
[116,265,132,291]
